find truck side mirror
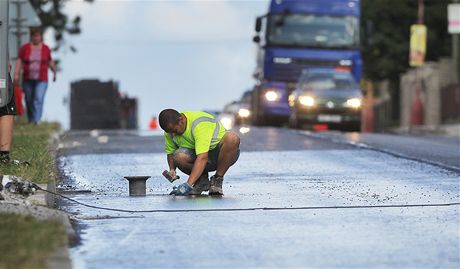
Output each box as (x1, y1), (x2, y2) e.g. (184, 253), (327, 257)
(255, 17), (262, 32)
(253, 35), (261, 43)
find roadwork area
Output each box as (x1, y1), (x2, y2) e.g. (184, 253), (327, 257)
(56, 128), (460, 268)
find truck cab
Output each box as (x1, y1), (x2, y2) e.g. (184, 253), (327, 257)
(252, 0), (362, 125)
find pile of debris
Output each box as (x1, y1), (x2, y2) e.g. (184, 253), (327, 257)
(0, 175), (39, 203)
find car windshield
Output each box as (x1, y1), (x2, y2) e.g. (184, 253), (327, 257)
(301, 72), (357, 91)
(267, 14), (359, 49)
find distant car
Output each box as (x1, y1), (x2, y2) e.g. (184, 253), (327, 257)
(235, 90), (252, 125)
(223, 90), (252, 126)
(288, 68), (362, 131)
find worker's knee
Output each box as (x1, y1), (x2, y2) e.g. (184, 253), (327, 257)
(223, 132), (240, 148)
(173, 148), (195, 165)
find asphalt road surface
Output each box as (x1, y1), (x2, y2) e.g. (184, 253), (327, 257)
(57, 127), (460, 268)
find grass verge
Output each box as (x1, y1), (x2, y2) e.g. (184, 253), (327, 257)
(1, 120), (59, 184)
(0, 213), (66, 269)
(1, 120), (67, 269)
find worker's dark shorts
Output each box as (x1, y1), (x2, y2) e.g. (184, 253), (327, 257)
(0, 81), (17, 117)
(174, 145), (240, 172)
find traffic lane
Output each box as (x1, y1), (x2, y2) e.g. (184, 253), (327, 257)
(70, 207), (458, 269)
(58, 150), (459, 216)
(58, 144), (460, 267)
(300, 131), (460, 170)
(57, 127), (355, 156)
(237, 126), (355, 151)
(57, 129), (166, 155)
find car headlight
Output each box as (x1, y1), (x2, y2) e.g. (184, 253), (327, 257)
(238, 108), (250, 118)
(219, 116), (233, 130)
(264, 90), (280, 102)
(298, 96), (315, 107)
(346, 98), (362, 108)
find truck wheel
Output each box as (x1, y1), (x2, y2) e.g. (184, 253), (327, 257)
(251, 88), (266, 126)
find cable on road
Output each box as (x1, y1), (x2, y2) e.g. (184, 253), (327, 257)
(38, 187), (460, 214)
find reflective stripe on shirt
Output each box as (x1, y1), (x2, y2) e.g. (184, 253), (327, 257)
(169, 116), (220, 147)
(191, 116), (220, 145)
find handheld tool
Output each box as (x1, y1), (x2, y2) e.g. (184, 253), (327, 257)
(162, 170), (179, 183)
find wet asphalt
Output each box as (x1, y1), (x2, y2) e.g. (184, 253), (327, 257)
(56, 126), (460, 268)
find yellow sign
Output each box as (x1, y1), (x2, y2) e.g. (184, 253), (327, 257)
(409, 24), (427, 67)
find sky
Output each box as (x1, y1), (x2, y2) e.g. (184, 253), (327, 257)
(40, 0), (269, 130)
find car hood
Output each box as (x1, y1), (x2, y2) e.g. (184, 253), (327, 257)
(300, 89), (362, 99)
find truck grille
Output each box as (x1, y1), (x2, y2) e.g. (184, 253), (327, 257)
(270, 58), (344, 82)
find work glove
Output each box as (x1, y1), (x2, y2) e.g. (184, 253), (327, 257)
(169, 182), (193, 196)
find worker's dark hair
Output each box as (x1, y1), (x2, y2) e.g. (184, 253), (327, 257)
(159, 109), (181, 131)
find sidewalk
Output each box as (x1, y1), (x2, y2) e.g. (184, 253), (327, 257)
(392, 123), (460, 137)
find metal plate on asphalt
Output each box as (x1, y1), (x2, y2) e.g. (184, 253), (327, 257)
(318, 114), (342, 123)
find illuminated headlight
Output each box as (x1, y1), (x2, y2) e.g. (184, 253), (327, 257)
(238, 108), (251, 118)
(265, 90), (280, 102)
(298, 96), (315, 107)
(219, 116), (233, 130)
(346, 98), (362, 108)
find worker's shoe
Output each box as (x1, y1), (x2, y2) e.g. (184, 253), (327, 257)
(209, 174), (224, 196)
(189, 172), (210, 195)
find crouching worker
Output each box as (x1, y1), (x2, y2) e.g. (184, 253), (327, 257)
(159, 109), (240, 196)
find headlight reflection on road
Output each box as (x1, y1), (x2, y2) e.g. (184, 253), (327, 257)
(239, 126), (251, 134)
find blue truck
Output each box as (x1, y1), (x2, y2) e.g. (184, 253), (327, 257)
(251, 0), (362, 125)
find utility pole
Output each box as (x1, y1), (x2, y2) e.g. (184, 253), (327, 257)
(10, 0), (28, 78)
(0, 0), (10, 108)
(408, 0), (425, 132)
(453, 0), (460, 82)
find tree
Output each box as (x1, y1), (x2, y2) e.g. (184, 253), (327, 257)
(361, 0), (452, 81)
(29, 0), (94, 53)
(360, 0), (452, 120)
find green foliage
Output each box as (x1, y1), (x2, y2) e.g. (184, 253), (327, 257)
(1, 120), (60, 184)
(361, 0), (452, 81)
(29, 0), (94, 52)
(0, 213), (66, 269)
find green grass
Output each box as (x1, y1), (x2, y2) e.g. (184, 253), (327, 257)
(0, 120), (67, 269)
(1, 120), (60, 184)
(0, 213), (66, 269)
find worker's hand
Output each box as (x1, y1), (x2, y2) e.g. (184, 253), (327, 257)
(162, 170), (179, 183)
(169, 182), (193, 196)
(169, 169), (177, 179)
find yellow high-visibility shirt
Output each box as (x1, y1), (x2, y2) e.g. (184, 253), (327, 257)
(164, 111), (226, 155)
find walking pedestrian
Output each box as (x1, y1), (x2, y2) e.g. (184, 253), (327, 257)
(159, 109), (240, 196)
(14, 27), (56, 124)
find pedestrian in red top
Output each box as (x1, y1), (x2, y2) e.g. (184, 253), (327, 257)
(14, 27), (57, 124)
